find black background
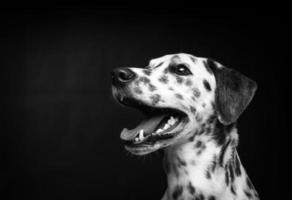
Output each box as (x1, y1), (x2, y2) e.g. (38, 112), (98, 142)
(1, 3), (287, 200)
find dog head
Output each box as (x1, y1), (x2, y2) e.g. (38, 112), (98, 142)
(112, 53), (257, 155)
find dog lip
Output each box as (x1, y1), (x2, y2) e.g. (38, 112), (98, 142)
(124, 143), (159, 155)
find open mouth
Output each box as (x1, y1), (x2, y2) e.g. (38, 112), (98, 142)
(118, 97), (189, 150)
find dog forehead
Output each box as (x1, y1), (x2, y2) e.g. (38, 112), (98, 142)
(149, 53), (194, 67)
(148, 53), (212, 76)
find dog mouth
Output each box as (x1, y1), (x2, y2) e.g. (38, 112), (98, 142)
(118, 97), (188, 153)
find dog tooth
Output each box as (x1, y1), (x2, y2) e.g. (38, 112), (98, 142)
(168, 119), (174, 126)
(163, 124), (170, 130)
(169, 116), (177, 125)
(156, 128), (163, 133)
(139, 130), (144, 140)
(135, 137), (139, 142)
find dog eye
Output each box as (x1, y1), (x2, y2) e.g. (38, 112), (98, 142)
(170, 64), (192, 76)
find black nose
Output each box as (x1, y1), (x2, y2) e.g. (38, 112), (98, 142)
(111, 68), (136, 86)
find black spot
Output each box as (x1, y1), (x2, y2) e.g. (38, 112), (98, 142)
(173, 165), (180, 178)
(211, 102), (216, 111)
(197, 143), (206, 155)
(225, 170), (229, 186)
(148, 84), (157, 91)
(188, 182), (196, 195)
(155, 62), (163, 68)
(197, 194), (204, 200)
(204, 59), (216, 74)
(193, 88), (201, 98)
(142, 69), (151, 76)
(234, 155), (241, 176)
(190, 106), (196, 115)
(172, 185), (183, 200)
(159, 75), (169, 84)
(133, 87), (142, 94)
(208, 196), (216, 200)
(218, 140), (231, 166)
(230, 184), (236, 195)
(195, 141), (202, 148)
(177, 156), (187, 167)
(134, 80), (140, 86)
(150, 94), (161, 105)
(186, 79), (193, 86)
(203, 80), (211, 91)
(163, 68), (169, 74)
(210, 156), (217, 172)
(206, 170), (211, 179)
(245, 190), (252, 198)
(190, 56), (197, 63)
(229, 162), (235, 183)
(175, 94), (184, 100)
(195, 114), (203, 122)
(176, 76), (184, 84)
(196, 125), (205, 135)
(169, 87), (174, 91)
(139, 76), (150, 84)
(246, 177), (254, 190)
(189, 134), (195, 142)
(205, 125), (212, 135)
(207, 114), (216, 124)
(197, 150), (203, 156)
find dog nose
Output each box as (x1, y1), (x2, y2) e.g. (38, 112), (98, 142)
(112, 68), (136, 86)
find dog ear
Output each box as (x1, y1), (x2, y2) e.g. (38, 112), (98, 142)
(205, 59), (257, 125)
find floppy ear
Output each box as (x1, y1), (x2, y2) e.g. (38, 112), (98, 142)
(206, 59), (257, 125)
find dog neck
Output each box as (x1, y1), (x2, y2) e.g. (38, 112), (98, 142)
(162, 119), (259, 200)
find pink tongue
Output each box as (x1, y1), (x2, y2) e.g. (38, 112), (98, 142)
(120, 114), (167, 141)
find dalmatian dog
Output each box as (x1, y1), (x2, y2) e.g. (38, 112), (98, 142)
(111, 53), (259, 200)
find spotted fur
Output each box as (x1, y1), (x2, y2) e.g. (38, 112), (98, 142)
(112, 53), (259, 200)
